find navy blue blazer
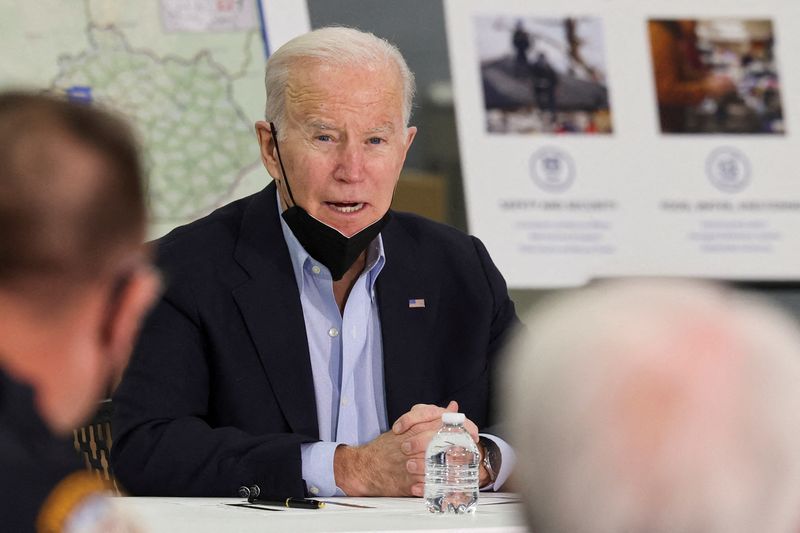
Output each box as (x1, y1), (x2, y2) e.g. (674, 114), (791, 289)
(112, 182), (518, 497)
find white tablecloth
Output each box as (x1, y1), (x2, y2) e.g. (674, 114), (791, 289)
(114, 493), (528, 533)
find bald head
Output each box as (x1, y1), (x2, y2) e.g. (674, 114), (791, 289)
(0, 92), (146, 309)
(504, 280), (800, 533)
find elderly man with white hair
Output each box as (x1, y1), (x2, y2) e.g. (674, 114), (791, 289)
(504, 279), (800, 533)
(112, 27), (518, 499)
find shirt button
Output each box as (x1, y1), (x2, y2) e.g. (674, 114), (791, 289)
(341, 397), (350, 407)
(328, 327), (339, 337)
(311, 265), (321, 274)
(309, 486), (320, 495)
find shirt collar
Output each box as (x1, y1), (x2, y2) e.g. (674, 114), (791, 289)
(276, 189), (386, 297)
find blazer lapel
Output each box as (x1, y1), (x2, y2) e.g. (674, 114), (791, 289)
(231, 183), (319, 438)
(377, 216), (441, 424)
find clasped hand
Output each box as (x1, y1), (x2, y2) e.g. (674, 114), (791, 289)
(333, 401), (479, 496)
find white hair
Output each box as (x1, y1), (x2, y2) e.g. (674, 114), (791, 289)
(503, 279), (800, 533)
(264, 26), (415, 138)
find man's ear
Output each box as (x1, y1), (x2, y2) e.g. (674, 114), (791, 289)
(254, 120), (292, 211)
(255, 120), (280, 177)
(101, 268), (161, 391)
(402, 126), (417, 160)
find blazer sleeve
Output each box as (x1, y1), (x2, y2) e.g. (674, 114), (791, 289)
(111, 280), (314, 497)
(471, 235), (521, 439)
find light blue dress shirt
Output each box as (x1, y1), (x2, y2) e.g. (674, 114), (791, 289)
(279, 199), (386, 496)
(277, 193), (515, 496)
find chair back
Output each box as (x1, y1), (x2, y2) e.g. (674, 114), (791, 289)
(72, 399), (120, 494)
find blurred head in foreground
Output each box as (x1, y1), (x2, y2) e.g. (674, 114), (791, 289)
(0, 90), (161, 533)
(0, 90), (160, 434)
(504, 279), (800, 533)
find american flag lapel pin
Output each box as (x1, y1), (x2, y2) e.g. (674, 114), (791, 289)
(408, 298), (426, 309)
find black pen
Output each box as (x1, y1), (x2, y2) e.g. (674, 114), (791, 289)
(248, 496), (325, 509)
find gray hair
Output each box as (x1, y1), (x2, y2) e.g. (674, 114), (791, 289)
(264, 26), (415, 138)
(503, 279), (800, 533)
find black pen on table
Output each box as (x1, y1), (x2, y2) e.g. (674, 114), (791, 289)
(239, 485), (325, 509)
(251, 497), (325, 509)
(239, 485), (324, 509)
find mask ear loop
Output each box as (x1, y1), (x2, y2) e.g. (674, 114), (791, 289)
(269, 122), (298, 207)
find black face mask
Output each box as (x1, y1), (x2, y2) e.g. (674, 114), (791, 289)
(270, 123), (391, 281)
(281, 207), (390, 281)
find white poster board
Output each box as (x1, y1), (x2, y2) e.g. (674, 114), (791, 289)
(445, 0), (800, 288)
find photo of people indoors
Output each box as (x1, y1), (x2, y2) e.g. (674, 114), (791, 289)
(648, 18), (784, 134)
(475, 15), (612, 135)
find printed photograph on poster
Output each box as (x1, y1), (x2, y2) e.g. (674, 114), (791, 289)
(648, 18), (784, 134)
(474, 15), (612, 135)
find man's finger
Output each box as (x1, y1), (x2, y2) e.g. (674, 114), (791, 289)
(402, 417), (447, 438)
(401, 431), (439, 456)
(393, 399), (463, 434)
(405, 457), (425, 474)
(464, 419), (479, 442)
(392, 403), (448, 434)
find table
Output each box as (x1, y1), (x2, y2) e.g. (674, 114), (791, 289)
(114, 493), (528, 532)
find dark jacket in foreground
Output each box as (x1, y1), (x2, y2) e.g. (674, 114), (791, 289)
(0, 368), (104, 532)
(112, 181), (518, 497)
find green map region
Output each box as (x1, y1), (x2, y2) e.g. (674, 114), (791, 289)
(1, 0), (270, 237)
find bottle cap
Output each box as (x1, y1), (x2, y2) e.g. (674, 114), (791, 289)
(442, 412), (465, 425)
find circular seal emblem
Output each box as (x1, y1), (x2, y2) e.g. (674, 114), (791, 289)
(529, 147), (575, 193)
(705, 147), (751, 193)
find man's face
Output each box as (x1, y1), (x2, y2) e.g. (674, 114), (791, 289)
(257, 60), (417, 237)
(57, 254), (160, 435)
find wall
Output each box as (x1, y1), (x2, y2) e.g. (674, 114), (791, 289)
(307, 0), (800, 318)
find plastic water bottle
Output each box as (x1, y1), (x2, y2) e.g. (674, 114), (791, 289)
(424, 412), (479, 514)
